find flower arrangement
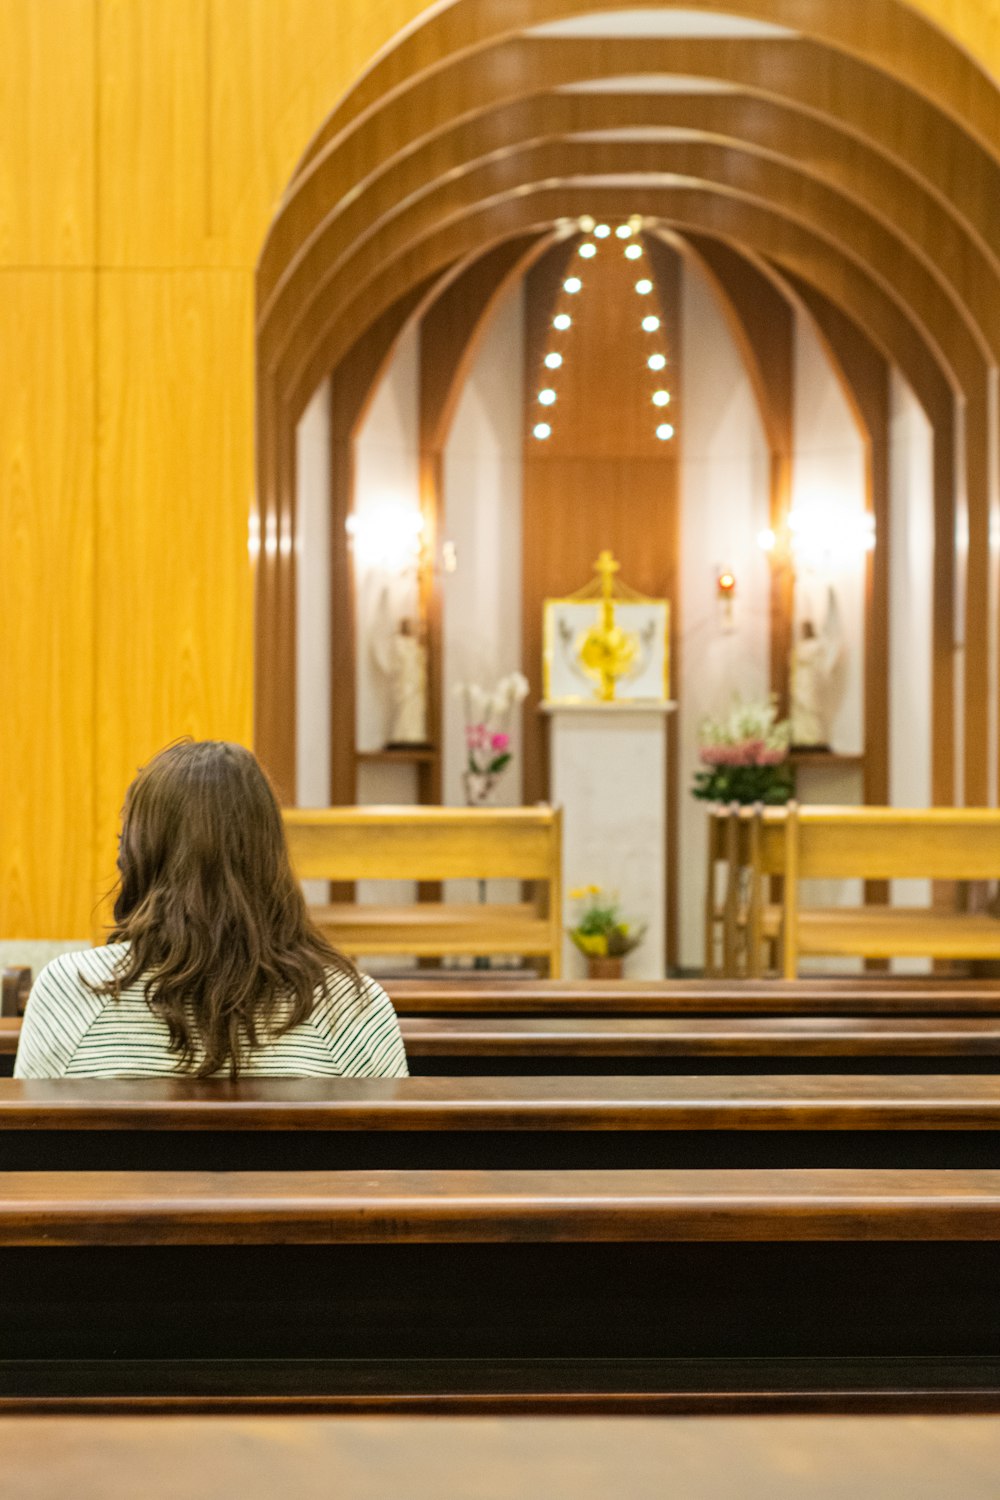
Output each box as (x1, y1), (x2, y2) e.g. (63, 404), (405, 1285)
(568, 886), (646, 959)
(456, 672), (530, 805)
(692, 695), (795, 805)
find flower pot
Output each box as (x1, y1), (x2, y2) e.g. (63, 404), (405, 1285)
(586, 955), (624, 981)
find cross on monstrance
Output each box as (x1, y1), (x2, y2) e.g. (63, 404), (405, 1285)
(559, 550), (652, 701)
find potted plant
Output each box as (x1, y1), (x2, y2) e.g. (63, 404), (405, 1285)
(691, 695), (795, 805)
(568, 886), (646, 979)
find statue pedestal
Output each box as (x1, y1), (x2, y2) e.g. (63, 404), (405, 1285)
(542, 701), (677, 979)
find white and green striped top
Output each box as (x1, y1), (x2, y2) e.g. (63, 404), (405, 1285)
(13, 943), (409, 1080)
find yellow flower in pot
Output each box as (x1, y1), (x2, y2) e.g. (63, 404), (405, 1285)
(568, 887), (645, 980)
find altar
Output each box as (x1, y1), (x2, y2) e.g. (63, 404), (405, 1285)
(543, 700), (676, 979)
(542, 551), (674, 980)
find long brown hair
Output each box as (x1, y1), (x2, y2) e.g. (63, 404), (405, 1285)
(92, 740), (358, 1077)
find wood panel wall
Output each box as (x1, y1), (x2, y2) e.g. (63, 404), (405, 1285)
(0, 0), (427, 939)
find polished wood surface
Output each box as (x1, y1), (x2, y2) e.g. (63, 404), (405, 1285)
(386, 979), (1000, 1017)
(4, 1167), (1000, 1245)
(6, 1414), (1000, 1499)
(6, 1074), (1000, 1131)
(285, 805), (559, 880)
(401, 1016), (1000, 1058)
(12, 1012), (1000, 1062)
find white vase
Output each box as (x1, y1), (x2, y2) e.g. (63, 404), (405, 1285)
(463, 770), (497, 807)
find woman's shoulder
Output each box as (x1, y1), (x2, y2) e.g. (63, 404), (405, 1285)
(36, 942), (130, 994)
(313, 964), (390, 1016)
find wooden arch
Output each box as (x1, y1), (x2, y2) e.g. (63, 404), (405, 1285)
(255, 0), (1000, 806)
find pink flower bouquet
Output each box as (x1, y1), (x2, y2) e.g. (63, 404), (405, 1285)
(692, 696), (795, 805)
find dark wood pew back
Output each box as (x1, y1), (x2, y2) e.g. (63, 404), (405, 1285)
(3, 1075), (1000, 1172)
(4, 1167), (1000, 1411)
(12, 1013), (1000, 1078)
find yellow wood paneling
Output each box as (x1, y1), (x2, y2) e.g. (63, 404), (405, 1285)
(0, 271), (97, 936)
(97, 0), (211, 266)
(0, 0), (95, 266)
(94, 269), (254, 897)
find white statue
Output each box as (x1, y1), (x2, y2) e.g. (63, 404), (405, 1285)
(375, 614), (429, 746)
(790, 586), (842, 748)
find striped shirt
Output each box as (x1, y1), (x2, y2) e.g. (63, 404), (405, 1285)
(13, 943), (409, 1079)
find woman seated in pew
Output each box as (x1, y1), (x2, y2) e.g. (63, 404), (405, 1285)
(15, 741), (408, 1079)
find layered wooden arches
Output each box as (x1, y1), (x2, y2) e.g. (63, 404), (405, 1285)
(255, 0), (1000, 816)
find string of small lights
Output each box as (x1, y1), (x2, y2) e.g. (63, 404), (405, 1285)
(532, 214), (673, 445)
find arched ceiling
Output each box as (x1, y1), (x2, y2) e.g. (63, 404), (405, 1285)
(254, 0), (1000, 800)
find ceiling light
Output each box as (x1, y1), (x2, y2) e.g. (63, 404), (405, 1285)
(563, 276), (582, 293)
(652, 389), (671, 406)
(553, 313), (572, 330)
(594, 223), (611, 238)
(616, 224), (633, 239)
(647, 353), (666, 371)
(625, 243), (643, 260)
(656, 423), (675, 441)
(538, 389), (557, 406)
(544, 352), (563, 369)
(642, 315), (661, 332)
(635, 278), (653, 295)
(579, 242), (597, 259)
(534, 422), (552, 440)
(578, 215), (596, 233)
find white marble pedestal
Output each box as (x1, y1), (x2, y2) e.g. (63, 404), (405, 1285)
(543, 701), (676, 980)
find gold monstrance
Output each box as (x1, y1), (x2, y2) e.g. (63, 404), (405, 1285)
(571, 550), (657, 701)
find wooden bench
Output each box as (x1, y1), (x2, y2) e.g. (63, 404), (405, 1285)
(747, 806), (1000, 977)
(4, 1166), (1000, 1409)
(283, 806), (562, 974)
(7, 1416), (1000, 1492)
(12, 1012), (1000, 1076)
(399, 1015), (1000, 1074)
(1, 966), (30, 1017)
(386, 977), (1000, 1016)
(3, 1076), (1000, 1172)
(6, 1417), (1000, 1492)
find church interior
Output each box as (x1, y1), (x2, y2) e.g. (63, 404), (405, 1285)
(6, 0), (1000, 1492)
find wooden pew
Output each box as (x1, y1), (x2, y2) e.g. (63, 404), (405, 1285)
(746, 805), (1000, 977)
(400, 1015), (1000, 1074)
(386, 977), (1000, 1016)
(3, 1076), (1000, 1172)
(283, 806), (563, 974)
(1, 965), (30, 1017)
(4, 1166), (1000, 1409)
(8, 1415), (1000, 1493)
(11, 1012), (1000, 1076)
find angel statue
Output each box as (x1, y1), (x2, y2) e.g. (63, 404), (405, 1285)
(790, 585), (842, 749)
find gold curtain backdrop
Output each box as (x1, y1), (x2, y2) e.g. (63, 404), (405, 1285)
(1, 0), (999, 937)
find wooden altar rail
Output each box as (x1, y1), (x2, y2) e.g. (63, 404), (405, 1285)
(5, 1168), (1000, 1411)
(4, 1076), (1000, 1172)
(282, 806), (562, 974)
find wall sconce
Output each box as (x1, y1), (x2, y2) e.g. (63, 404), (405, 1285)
(757, 510), (875, 572)
(716, 567), (737, 629)
(346, 504), (425, 573)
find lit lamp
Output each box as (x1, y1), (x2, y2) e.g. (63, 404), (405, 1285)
(716, 567), (737, 628)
